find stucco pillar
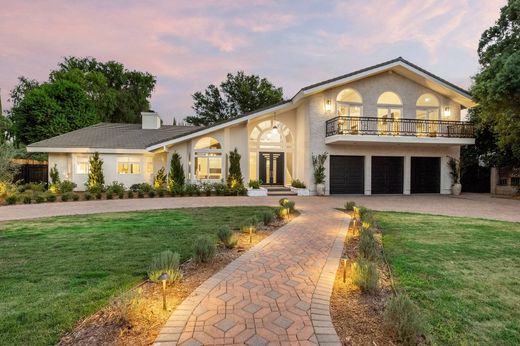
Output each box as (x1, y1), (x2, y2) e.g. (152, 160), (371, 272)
(440, 156), (451, 195)
(403, 156), (411, 195)
(364, 155), (372, 195)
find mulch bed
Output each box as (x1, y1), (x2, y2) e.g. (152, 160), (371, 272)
(58, 216), (293, 346)
(330, 213), (397, 346)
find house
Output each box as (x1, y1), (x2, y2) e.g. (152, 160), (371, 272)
(27, 57), (476, 195)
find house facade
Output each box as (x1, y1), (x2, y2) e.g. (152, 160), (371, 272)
(27, 58), (476, 195)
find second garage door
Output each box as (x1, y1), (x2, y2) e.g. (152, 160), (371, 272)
(411, 157), (440, 193)
(372, 156), (404, 194)
(330, 156), (364, 194)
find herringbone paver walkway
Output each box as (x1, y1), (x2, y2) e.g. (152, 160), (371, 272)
(154, 204), (349, 346)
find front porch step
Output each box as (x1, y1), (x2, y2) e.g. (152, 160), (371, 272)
(266, 186), (297, 196)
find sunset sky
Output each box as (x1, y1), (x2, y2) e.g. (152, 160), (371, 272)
(0, 0), (504, 124)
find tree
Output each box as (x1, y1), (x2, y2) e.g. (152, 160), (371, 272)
(9, 79), (98, 145)
(185, 71), (284, 126)
(471, 0), (520, 162)
(167, 152), (185, 192)
(227, 148), (243, 189)
(154, 167), (167, 189)
(87, 152), (105, 192)
(0, 143), (19, 184)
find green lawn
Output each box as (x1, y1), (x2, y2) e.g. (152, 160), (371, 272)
(0, 206), (274, 346)
(379, 212), (520, 346)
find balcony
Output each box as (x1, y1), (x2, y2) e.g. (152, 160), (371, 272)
(325, 116), (475, 145)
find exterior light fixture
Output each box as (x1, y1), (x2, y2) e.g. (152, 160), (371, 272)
(341, 254), (349, 283)
(443, 106), (451, 117)
(325, 99), (332, 113)
(158, 272), (170, 310)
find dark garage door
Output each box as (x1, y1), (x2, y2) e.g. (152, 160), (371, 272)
(330, 156), (364, 194)
(372, 156), (403, 194)
(411, 157), (440, 193)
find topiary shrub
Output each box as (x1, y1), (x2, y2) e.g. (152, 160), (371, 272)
(153, 167), (167, 190)
(202, 182), (213, 196)
(35, 194), (45, 204)
(275, 206), (288, 219)
(5, 194), (18, 205)
(137, 190), (145, 198)
(59, 180), (77, 193)
(148, 250), (183, 283)
(359, 228), (379, 261)
(345, 201), (356, 211)
(148, 190), (156, 198)
(157, 189), (165, 197)
(285, 200), (296, 213)
(106, 181), (125, 195)
(213, 183), (227, 196)
(22, 195), (32, 204)
(61, 192), (73, 202)
(87, 152), (105, 193)
(184, 184), (200, 196)
(217, 226), (238, 249)
(127, 190), (134, 199)
(46, 193), (57, 202)
(84, 192), (93, 201)
(291, 179), (306, 188)
(193, 235), (216, 263)
(118, 191), (125, 199)
(106, 192), (113, 200)
(351, 258), (379, 293)
(262, 211), (274, 225)
(95, 192), (102, 200)
(249, 180), (262, 189)
(72, 193), (80, 201)
(227, 148), (244, 191)
(279, 198), (289, 206)
(383, 294), (425, 346)
(167, 152), (185, 193)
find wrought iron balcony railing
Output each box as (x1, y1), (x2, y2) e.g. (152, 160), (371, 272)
(325, 116), (474, 138)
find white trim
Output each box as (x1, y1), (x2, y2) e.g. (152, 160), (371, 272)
(27, 147), (149, 154)
(325, 134), (475, 146)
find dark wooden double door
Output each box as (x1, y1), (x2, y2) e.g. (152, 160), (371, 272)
(259, 152), (284, 185)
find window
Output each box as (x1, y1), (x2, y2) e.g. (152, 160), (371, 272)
(416, 93), (440, 136)
(117, 157), (141, 174)
(194, 137), (223, 180)
(377, 92), (402, 135)
(336, 88), (363, 117)
(76, 157), (89, 174)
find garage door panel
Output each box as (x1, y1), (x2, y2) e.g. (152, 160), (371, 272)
(330, 156), (364, 194)
(372, 156), (403, 194)
(411, 157), (440, 193)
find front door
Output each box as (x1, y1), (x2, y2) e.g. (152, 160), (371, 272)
(259, 152), (284, 185)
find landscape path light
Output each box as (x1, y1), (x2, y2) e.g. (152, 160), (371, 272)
(341, 254), (349, 283)
(158, 272), (170, 310)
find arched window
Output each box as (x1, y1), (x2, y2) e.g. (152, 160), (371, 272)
(336, 88), (363, 117)
(193, 137), (222, 180)
(377, 92), (402, 134)
(416, 93), (440, 135)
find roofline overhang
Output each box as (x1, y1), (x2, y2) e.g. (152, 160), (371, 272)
(26, 147), (150, 154)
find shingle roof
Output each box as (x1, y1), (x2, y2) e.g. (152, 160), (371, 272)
(27, 122), (199, 149)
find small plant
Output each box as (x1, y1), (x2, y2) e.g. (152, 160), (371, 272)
(148, 250), (183, 283)
(312, 152), (328, 184)
(106, 181), (125, 195)
(345, 201), (356, 211)
(213, 183), (227, 196)
(95, 192), (102, 200)
(227, 148), (244, 190)
(46, 193), (57, 202)
(35, 194), (45, 204)
(262, 211), (274, 225)
(61, 192), (74, 202)
(157, 189), (165, 197)
(153, 167), (167, 189)
(84, 192), (93, 200)
(359, 206), (374, 224)
(106, 192), (113, 200)
(447, 156), (461, 185)
(217, 226), (238, 249)
(137, 190), (145, 198)
(22, 195), (32, 204)
(202, 182), (213, 196)
(351, 258), (379, 293)
(193, 235), (216, 263)
(291, 179), (306, 188)
(168, 152), (185, 192)
(59, 180), (77, 193)
(72, 193), (80, 201)
(279, 198), (289, 206)
(383, 294), (425, 346)
(6, 194), (18, 205)
(248, 179), (262, 189)
(285, 200), (295, 213)
(118, 191), (125, 199)
(359, 228), (379, 261)
(184, 183), (200, 196)
(275, 206), (288, 219)
(148, 190), (156, 198)
(127, 190), (134, 199)
(87, 152), (105, 193)
(130, 183), (153, 193)
(241, 217), (258, 233)
(49, 164), (60, 186)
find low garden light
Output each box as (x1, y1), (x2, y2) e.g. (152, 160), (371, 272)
(158, 272), (170, 310)
(341, 254), (349, 283)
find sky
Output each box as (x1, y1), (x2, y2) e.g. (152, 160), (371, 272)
(0, 0), (505, 124)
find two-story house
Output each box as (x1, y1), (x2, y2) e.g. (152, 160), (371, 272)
(27, 57), (476, 194)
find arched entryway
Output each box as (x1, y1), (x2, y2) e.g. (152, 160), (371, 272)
(249, 120), (293, 185)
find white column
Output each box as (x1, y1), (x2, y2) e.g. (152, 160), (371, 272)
(364, 155), (372, 195)
(440, 156), (451, 194)
(403, 156), (411, 195)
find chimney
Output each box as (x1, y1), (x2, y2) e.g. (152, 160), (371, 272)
(141, 111), (161, 129)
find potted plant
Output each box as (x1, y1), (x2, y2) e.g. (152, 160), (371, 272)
(247, 179), (267, 197)
(448, 156), (462, 195)
(312, 152), (328, 196)
(290, 179), (310, 196)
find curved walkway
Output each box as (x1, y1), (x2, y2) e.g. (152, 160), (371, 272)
(155, 204), (349, 346)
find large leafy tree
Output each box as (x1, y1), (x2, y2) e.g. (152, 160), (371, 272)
(471, 0), (520, 163)
(186, 71), (284, 126)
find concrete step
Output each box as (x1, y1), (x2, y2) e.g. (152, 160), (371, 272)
(266, 186), (297, 196)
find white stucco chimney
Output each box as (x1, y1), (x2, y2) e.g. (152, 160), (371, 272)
(141, 111), (161, 129)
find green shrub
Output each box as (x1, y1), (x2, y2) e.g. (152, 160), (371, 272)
(106, 181), (125, 195)
(193, 235), (216, 263)
(87, 152), (105, 193)
(87, 184), (104, 195)
(167, 152), (185, 192)
(147, 250), (183, 283)
(35, 194), (45, 204)
(127, 190), (134, 199)
(84, 192), (93, 200)
(49, 164), (60, 186)
(227, 148), (244, 190)
(217, 226), (238, 249)
(22, 182), (46, 193)
(383, 294), (425, 346)
(285, 200), (296, 213)
(275, 206), (288, 219)
(95, 192), (102, 200)
(345, 201), (356, 211)
(202, 182), (213, 196)
(157, 189), (165, 197)
(279, 198), (289, 206)
(213, 183), (227, 196)
(148, 190), (156, 198)
(46, 193), (57, 202)
(22, 195), (32, 204)
(291, 179), (306, 188)
(241, 217), (258, 233)
(106, 192), (113, 200)
(129, 183), (153, 193)
(262, 211), (274, 225)
(359, 207), (374, 223)
(184, 184), (200, 196)
(351, 258), (379, 293)
(153, 167), (167, 190)
(5, 194), (18, 205)
(118, 191), (125, 199)
(137, 190), (144, 198)
(72, 193), (80, 201)
(61, 192), (74, 202)
(248, 179), (262, 189)
(59, 180), (77, 193)
(359, 228), (379, 261)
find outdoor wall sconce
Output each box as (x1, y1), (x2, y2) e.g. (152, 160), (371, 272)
(325, 99), (332, 113)
(341, 254), (349, 283)
(443, 106), (451, 117)
(158, 272), (170, 310)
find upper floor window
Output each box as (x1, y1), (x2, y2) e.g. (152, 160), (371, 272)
(416, 93), (440, 135)
(336, 88), (363, 117)
(377, 91), (402, 134)
(118, 157), (140, 174)
(194, 137), (222, 180)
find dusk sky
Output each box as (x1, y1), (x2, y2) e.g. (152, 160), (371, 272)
(0, 0), (504, 124)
